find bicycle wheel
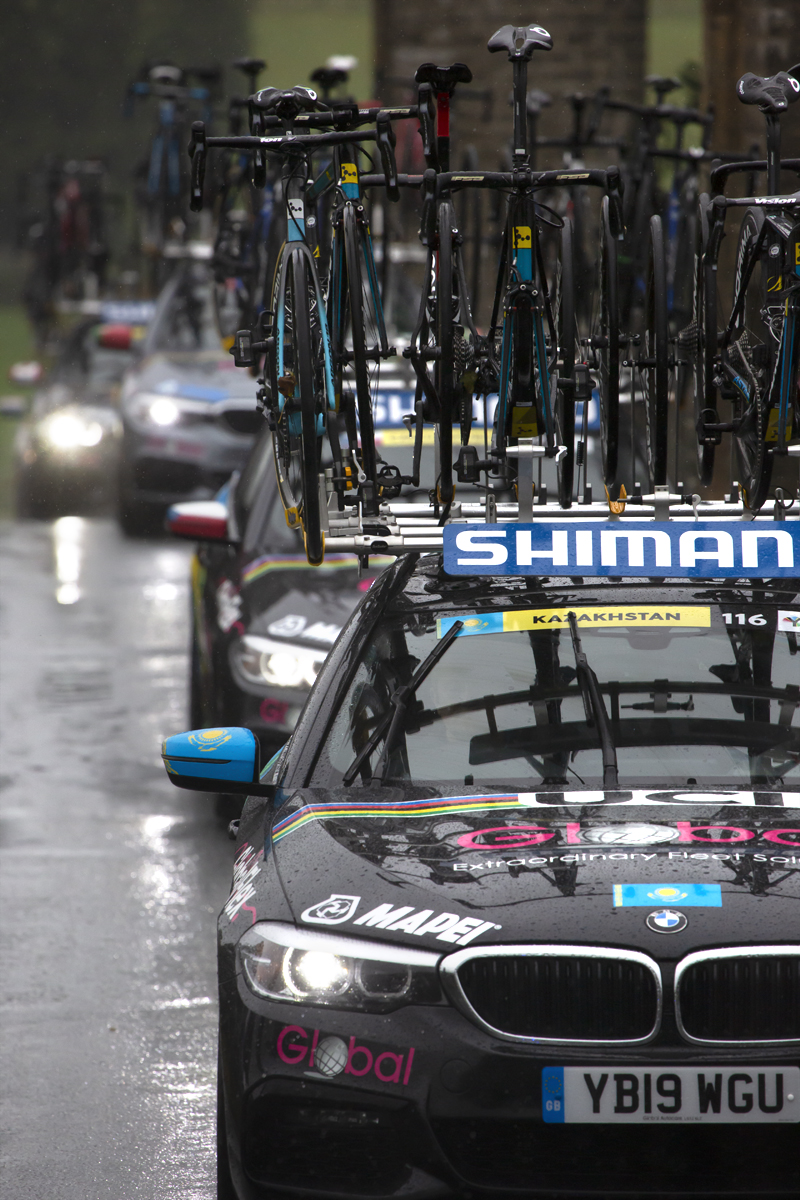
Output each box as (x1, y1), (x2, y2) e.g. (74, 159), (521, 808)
(692, 194), (718, 486)
(554, 218), (576, 507)
(729, 208), (773, 511)
(271, 249), (324, 564)
(436, 199), (457, 504)
(643, 214), (669, 486)
(595, 196), (620, 484)
(342, 204), (379, 493)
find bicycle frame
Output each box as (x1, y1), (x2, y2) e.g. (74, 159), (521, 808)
(495, 188), (554, 451)
(704, 193), (800, 457)
(274, 154), (336, 431)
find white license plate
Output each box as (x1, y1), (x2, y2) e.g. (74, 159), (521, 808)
(542, 1066), (800, 1123)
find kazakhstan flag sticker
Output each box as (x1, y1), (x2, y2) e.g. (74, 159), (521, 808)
(613, 883), (722, 908)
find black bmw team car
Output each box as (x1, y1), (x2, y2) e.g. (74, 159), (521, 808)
(164, 555), (800, 1199)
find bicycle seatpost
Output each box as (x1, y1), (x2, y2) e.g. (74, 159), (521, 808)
(413, 63), (473, 172)
(488, 24), (552, 166)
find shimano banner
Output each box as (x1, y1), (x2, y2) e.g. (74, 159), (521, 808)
(443, 521), (800, 579)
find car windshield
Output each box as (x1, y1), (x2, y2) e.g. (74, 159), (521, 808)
(313, 600), (800, 791)
(146, 267), (222, 354)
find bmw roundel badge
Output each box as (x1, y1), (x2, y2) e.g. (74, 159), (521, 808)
(646, 908), (688, 934)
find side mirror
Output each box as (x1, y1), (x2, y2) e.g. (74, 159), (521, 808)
(162, 726), (275, 796)
(165, 499), (237, 542)
(97, 323), (133, 350)
(9, 361), (44, 384)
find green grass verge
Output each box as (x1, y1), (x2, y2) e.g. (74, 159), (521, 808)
(248, 0), (375, 101)
(647, 0), (702, 107)
(0, 305), (37, 516)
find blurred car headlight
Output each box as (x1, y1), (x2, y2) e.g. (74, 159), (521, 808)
(230, 635), (327, 691)
(148, 397), (181, 426)
(42, 412), (104, 449)
(237, 922), (443, 1012)
(127, 392), (193, 428)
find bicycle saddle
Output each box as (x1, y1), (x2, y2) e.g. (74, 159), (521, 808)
(310, 66), (349, 90)
(737, 71), (800, 114)
(414, 63), (473, 92)
(252, 86), (320, 119)
(527, 88), (552, 113)
(149, 64), (183, 86)
(233, 58), (266, 76)
(645, 75), (681, 101)
(487, 24), (552, 61)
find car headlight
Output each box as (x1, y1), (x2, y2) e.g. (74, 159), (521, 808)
(237, 922), (443, 1012)
(127, 392), (192, 427)
(148, 397), (181, 426)
(42, 412), (104, 449)
(230, 635), (327, 690)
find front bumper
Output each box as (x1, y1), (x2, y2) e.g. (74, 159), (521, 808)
(120, 424), (252, 504)
(220, 974), (800, 1199)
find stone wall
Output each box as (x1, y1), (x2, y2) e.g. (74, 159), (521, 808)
(704, 0), (800, 160)
(373, 0), (647, 169)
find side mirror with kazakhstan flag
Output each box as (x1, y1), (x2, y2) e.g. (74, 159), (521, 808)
(161, 726), (276, 796)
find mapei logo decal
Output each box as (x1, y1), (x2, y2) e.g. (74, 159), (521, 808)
(301, 894), (500, 944)
(301, 894), (360, 925)
(443, 521), (800, 579)
(277, 1024), (415, 1085)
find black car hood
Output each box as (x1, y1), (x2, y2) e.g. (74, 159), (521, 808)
(270, 788), (800, 954)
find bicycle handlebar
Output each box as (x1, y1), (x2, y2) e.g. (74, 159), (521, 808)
(601, 96), (713, 126)
(254, 104), (419, 131)
(710, 157), (800, 195)
(188, 116), (407, 208)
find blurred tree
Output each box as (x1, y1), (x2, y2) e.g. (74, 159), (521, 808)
(0, 0), (247, 258)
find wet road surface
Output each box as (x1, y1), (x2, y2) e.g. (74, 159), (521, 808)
(1, 516), (234, 1199)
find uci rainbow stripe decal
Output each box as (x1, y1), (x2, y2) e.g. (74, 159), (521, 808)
(272, 793), (522, 842)
(242, 555), (359, 585)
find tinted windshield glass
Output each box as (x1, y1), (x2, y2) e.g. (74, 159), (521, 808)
(147, 268), (221, 354)
(313, 601), (800, 791)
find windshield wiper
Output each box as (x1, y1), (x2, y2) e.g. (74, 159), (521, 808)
(567, 610), (619, 789)
(342, 619), (464, 786)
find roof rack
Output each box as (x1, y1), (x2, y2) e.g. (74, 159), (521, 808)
(323, 486), (800, 556)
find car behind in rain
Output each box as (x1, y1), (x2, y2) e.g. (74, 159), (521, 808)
(118, 259), (261, 533)
(12, 302), (151, 517)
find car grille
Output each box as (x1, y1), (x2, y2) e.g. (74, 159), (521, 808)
(676, 949), (800, 1043)
(451, 947), (660, 1042)
(219, 408), (262, 435)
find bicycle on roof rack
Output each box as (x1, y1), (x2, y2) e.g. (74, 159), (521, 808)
(404, 27), (624, 513)
(690, 64), (800, 511)
(210, 58), (271, 338)
(189, 87), (415, 563)
(126, 63), (218, 287)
